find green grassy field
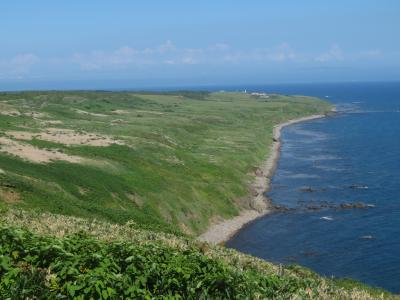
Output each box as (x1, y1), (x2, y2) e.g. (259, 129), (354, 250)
(0, 91), (331, 235)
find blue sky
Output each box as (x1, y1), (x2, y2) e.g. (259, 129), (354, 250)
(1, 1), (400, 88)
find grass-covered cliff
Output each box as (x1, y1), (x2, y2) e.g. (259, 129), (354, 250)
(0, 91), (330, 234)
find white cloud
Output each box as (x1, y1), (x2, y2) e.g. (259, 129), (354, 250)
(157, 40), (176, 53)
(69, 43), (384, 70)
(71, 41), (202, 69)
(71, 46), (157, 70)
(0, 42), (388, 80)
(0, 53), (39, 77)
(359, 49), (382, 58)
(69, 41), (305, 70)
(316, 44), (344, 62)
(11, 53), (39, 66)
(209, 43), (230, 51)
(260, 43), (298, 62)
(221, 43), (300, 64)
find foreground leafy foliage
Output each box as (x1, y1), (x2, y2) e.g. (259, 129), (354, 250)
(0, 212), (395, 299)
(0, 225), (316, 299)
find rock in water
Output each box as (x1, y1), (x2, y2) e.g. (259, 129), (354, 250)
(300, 186), (317, 192)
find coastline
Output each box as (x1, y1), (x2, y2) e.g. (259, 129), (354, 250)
(197, 113), (328, 244)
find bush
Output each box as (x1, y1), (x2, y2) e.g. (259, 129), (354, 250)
(0, 225), (311, 299)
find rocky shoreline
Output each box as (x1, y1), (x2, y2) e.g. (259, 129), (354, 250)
(197, 113), (330, 244)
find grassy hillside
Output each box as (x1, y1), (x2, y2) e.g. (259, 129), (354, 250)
(0, 92), (396, 298)
(0, 208), (395, 299)
(0, 91), (331, 234)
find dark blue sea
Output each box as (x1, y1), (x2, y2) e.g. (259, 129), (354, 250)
(225, 82), (400, 293)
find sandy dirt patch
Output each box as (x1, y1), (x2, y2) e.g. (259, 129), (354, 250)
(197, 210), (263, 244)
(0, 188), (21, 203)
(62, 96), (87, 102)
(75, 109), (108, 117)
(77, 187), (89, 195)
(6, 128), (124, 147)
(23, 111), (48, 118)
(0, 103), (21, 116)
(0, 137), (83, 163)
(164, 156), (184, 165)
(135, 110), (164, 115)
(41, 120), (63, 125)
(0, 168), (5, 174)
(111, 109), (130, 114)
(126, 193), (144, 207)
(110, 119), (128, 125)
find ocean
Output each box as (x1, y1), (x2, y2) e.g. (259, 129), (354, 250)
(225, 82), (400, 293)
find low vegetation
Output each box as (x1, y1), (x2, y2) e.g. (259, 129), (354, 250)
(0, 208), (394, 299)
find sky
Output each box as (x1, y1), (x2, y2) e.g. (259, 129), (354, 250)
(1, 1), (400, 89)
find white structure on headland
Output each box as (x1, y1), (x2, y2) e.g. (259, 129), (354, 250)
(250, 92), (270, 99)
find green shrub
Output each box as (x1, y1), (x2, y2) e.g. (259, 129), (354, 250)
(0, 225), (323, 299)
